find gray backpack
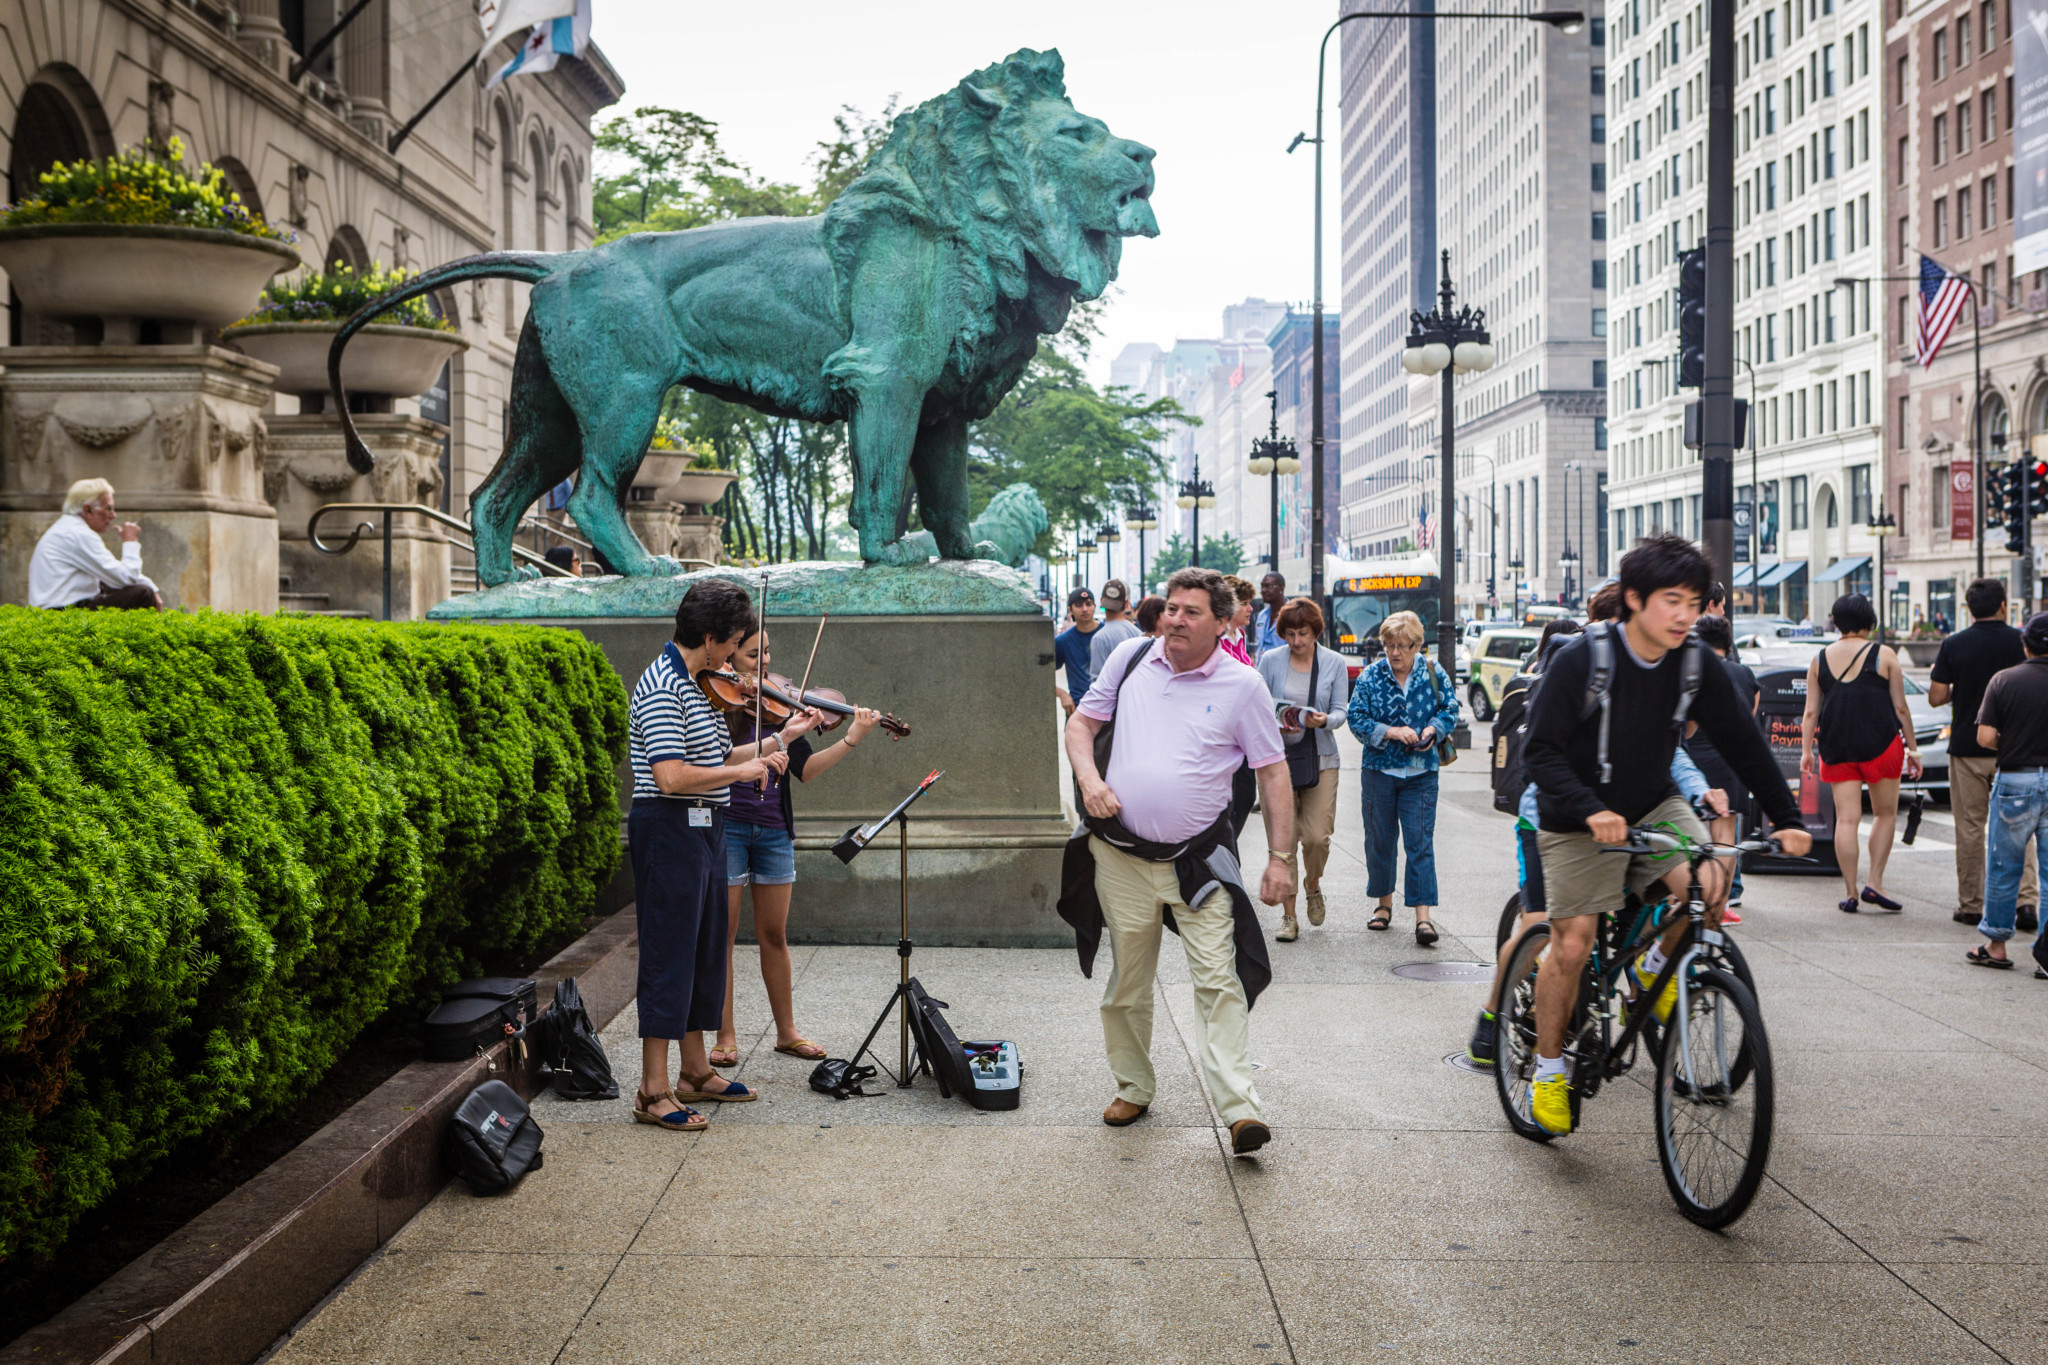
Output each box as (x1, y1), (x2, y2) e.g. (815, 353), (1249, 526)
(1580, 621), (1705, 785)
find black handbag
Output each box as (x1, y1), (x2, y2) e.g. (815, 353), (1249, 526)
(448, 1079), (544, 1195)
(534, 977), (619, 1101)
(1284, 650), (1323, 791)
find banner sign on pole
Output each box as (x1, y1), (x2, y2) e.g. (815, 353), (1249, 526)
(2015, 0), (2048, 272)
(1952, 460), (1975, 542)
(1733, 499), (1753, 563)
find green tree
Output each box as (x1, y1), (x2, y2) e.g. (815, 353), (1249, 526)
(1149, 532), (1245, 581)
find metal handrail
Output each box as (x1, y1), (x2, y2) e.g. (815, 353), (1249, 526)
(520, 511), (595, 554)
(309, 501), (571, 621)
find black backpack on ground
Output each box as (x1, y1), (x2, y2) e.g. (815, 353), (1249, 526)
(533, 977), (619, 1101)
(448, 1079), (544, 1195)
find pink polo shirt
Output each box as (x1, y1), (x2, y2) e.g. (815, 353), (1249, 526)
(1079, 636), (1287, 843)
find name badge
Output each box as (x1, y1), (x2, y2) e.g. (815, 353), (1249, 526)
(688, 806), (713, 827)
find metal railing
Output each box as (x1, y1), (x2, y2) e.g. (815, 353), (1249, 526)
(308, 502), (571, 621)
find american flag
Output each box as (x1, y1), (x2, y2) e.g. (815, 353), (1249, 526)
(1916, 255), (1972, 367)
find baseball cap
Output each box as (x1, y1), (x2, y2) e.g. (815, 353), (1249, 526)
(1067, 586), (1095, 607)
(2025, 612), (2048, 653)
(1101, 579), (1130, 608)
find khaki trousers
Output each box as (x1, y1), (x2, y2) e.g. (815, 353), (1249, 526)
(1951, 756), (2037, 917)
(1278, 765), (1339, 887)
(1090, 837), (1261, 1125)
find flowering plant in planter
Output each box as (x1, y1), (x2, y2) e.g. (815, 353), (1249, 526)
(233, 263), (460, 331)
(0, 138), (291, 241)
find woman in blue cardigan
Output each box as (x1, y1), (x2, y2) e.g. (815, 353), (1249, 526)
(1346, 610), (1462, 945)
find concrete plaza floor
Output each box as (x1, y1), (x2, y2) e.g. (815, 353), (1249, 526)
(265, 726), (2046, 1364)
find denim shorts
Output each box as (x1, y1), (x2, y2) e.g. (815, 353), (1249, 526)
(726, 818), (796, 886)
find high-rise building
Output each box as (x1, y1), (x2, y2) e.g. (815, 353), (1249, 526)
(1606, 0), (1885, 626)
(1338, 3), (1438, 558)
(1885, 0), (2048, 624)
(1420, 7), (1611, 618)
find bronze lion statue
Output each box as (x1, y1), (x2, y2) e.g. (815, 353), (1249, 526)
(329, 47), (1156, 583)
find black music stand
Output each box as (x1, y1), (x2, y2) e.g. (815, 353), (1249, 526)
(833, 769), (942, 1087)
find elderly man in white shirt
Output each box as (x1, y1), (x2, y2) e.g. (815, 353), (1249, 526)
(28, 479), (163, 610)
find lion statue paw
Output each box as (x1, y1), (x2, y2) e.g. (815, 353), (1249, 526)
(970, 540), (1006, 561)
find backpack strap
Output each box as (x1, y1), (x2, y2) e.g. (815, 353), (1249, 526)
(1672, 635), (1704, 730)
(1581, 622), (1617, 785)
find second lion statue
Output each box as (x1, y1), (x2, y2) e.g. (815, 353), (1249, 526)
(328, 47), (1157, 584)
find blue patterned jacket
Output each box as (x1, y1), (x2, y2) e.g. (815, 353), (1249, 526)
(1346, 656), (1463, 774)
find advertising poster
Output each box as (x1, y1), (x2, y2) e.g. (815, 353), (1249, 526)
(2017, 0), (2048, 272)
(1951, 460), (1975, 542)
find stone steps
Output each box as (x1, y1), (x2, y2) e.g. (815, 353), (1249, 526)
(277, 579), (372, 618)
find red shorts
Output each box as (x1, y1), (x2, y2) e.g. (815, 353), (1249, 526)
(1819, 735), (1903, 785)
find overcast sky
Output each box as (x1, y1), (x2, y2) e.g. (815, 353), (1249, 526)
(590, 0), (1346, 386)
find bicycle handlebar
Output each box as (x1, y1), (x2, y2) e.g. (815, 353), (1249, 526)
(1607, 828), (1788, 857)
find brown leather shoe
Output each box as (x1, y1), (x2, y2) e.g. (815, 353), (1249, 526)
(1102, 1098), (1149, 1126)
(1230, 1118), (1272, 1155)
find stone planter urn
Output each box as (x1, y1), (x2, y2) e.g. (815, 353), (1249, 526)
(661, 469), (739, 507)
(0, 225), (300, 344)
(1901, 639), (1942, 667)
(224, 322), (470, 400)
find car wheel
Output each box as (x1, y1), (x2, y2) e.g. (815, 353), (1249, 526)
(1468, 683), (1493, 722)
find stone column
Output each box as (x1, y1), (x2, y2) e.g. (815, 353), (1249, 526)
(266, 413), (451, 619)
(237, 0), (291, 75)
(341, 0), (390, 130)
(0, 346), (280, 612)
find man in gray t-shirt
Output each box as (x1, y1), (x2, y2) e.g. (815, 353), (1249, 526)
(1089, 578), (1142, 681)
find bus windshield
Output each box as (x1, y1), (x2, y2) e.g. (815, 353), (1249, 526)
(1329, 589), (1441, 653)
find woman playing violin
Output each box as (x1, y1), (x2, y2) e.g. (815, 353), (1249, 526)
(710, 628), (883, 1067)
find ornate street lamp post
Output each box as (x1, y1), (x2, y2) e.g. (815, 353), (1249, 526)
(1562, 459), (1585, 608)
(1400, 251), (1496, 667)
(1126, 505), (1159, 592)
(1868, 505), (1897, 641)
(1096, 520), (1122, 584)
(1175, 459), (1217, 568)
(1076, 527), (1098, 596)
(1248, 388), (1302, 581)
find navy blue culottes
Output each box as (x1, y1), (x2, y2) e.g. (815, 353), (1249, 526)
(629, 798), (728, 1039)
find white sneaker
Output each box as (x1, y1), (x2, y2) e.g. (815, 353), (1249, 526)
(1275, 916), (1299, 942)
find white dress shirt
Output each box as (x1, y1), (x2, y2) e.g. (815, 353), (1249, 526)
(27, 514), (156, 608)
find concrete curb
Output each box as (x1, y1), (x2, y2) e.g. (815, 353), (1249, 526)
(3, 905), (640, 1365)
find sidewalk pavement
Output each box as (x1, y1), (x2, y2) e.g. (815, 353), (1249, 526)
(265, 727), (2047, 1364)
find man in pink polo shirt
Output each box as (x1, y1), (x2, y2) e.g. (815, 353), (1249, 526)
(1064, 567), (1292, 1154)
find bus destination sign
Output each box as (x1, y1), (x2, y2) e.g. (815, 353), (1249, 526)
(1335, 574), (1427, 592)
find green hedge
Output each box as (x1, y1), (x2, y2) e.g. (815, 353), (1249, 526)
(0, 610), (626, 1264)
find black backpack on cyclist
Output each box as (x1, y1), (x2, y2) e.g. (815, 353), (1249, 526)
(1490, 674), (1536, 814)
(1579, 621), (1705, 786)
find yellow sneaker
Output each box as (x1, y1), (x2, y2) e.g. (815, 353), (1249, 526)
(1531, 1072), (1574, 1136)
(1635, 959), (1677, 1024)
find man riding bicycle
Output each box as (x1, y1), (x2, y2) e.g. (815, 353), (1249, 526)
(1520, 536), (1811, 1136)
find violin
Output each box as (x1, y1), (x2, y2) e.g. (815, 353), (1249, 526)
(695, 668), (911, 740)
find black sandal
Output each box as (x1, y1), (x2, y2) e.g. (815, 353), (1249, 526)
(1368, 905), (1393, 931)
(1415, 915), (1439, 947)
(1966, 945), (2014, 969)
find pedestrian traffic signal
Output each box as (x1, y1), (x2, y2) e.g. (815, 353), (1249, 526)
(1677, 245), (1706, 389)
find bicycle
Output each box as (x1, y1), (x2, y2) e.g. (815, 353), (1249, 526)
(1492, 828), (1786, 1229)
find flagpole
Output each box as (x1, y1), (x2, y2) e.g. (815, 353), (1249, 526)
(1973, 281), (1984, 583)
(388, 53), (479, 155)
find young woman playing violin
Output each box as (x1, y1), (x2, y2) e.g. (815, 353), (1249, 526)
(709, 628), (884, 1066)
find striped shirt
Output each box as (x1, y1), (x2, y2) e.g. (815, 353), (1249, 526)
(629, 642), (733, 802)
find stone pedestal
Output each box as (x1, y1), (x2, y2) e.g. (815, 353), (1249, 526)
(624, 503), (725, 567)
(0, 345), (279, 613)
(432, 563), (1070, 945)
(266, 413), (451, 618)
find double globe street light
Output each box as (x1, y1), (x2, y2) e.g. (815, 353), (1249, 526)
(1175, 459), (1217, 568)
(1126, 505), (1159, 593)
(1248, 388), (1302, 582)
(1400, 250), (1497, 667)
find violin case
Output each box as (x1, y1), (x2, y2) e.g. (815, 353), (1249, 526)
(906, 978), (1021, 1111)
(423, 977), (537, 1062)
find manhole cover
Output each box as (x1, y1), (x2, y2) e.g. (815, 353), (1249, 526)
(1389, 960), (1492, 982)
(1443, 1051), (1489, 1075)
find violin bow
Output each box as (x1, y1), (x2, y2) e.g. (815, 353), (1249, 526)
(754, 569), (768, 791)
(795, 613), (828, 712)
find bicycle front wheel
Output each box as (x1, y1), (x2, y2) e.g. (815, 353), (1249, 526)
(1653, 965), (1774, 1229)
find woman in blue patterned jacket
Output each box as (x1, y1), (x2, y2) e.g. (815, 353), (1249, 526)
(1346, 610), (1462, 945)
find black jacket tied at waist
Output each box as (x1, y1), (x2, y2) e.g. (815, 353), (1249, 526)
(1056, 808), (1273, 1009)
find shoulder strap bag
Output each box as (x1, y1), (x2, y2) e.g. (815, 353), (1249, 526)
(1426, 658), (1458, 766)
(1285, 649), (1323, 790)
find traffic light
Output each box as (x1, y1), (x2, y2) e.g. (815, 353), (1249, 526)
(1676, 245), (1706, 389)
(2003, 458), (2030, 554)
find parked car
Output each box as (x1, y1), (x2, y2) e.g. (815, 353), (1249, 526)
(1465, 626), (1543, 721)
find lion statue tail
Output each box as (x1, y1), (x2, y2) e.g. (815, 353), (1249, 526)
(329, 252), (555, 474)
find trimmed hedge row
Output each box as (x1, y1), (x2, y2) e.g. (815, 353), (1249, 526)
(0, 610), (627, 1264)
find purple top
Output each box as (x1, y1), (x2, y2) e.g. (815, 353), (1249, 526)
(724, 713), (812, 829)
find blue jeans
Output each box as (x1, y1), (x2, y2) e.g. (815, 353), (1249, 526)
(1362, 767), (1439, 906)
(1984, 770), (2048, 943)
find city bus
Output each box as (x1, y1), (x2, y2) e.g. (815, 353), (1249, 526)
(1323, 552), (1443, 679)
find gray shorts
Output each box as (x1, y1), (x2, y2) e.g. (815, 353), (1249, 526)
(1536, 794), (1709, 920)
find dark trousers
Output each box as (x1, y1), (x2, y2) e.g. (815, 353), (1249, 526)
(629, 798), (728, 1039)
(66, 583), (156, 610)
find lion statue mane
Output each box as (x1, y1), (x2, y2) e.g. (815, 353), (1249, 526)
(328, 47), (1157, 585)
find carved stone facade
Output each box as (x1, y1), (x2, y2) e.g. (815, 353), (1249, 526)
(0, 345), (280, 611)
(269, 414), (449, 619)
(0, 0), (624, 612)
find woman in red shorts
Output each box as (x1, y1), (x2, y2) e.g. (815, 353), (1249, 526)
(1799, 593), (1922, 914)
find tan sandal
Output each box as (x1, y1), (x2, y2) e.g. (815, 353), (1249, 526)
(708, 1044), (740, 1068)
(773, 1037), (828, 1060)
(632, 1089), (707, 1130)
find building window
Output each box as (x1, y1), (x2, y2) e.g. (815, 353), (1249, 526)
(1593, 259), (1608, 288)
(1958, 99), (1972, 148)
(1593, 162), (1607, 191)
(1934, 113), (1948, 165)
(1849, 465), (1872, 524)
(1983, 0), (1997, 48)
(1765, 86), (1778, 134)
(1592, 114), (1607, 142)
(1790, 475), (1810, 529)
(1592, 16), (1606, 45)
(1898, 214), (1910, 263)
(1824, 126), (1838, 178)
(1958, 14), (1971, 64)
(1595, 415), (1609, 448)
(1934, 27), (1948, 79)
(1593, 211), (1608, 240)
(1825, 207), (1838, 259)
(1592, 307), (1608, 336)
(1985, 87), (1998, 140)
(1959, 187), (1972, 238)
(1985, 175), (1998, 228)
(1823, 43), (1837, 95)
(1934, 196), (1949, 247)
